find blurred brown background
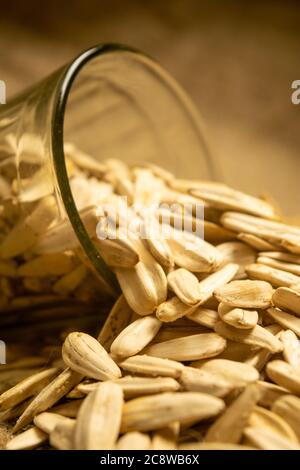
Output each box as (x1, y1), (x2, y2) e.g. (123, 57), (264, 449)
(1, 0), (300, 216)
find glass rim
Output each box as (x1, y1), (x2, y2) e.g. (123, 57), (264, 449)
(51, 43), (214, 294)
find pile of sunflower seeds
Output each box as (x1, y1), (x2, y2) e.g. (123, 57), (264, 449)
(1, 141), (300, 450)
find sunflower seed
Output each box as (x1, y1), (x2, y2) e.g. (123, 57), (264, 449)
(243, 426), (300, 450)
(245, 263), (300, 288)
(204, 384), (261, 443)
(248, 405), (298, 442)
(187, 308), (219, 329)
(13, 369), (82, 432)
(121, 392), (224, 432)
(155, 296), (197, 323)
(114, 376), (180, 399)
(192, 359), (259, 389)
(115, 243), (167, 316)
(214, 321), (282, 353)
(152, 422), (179, 450)
(94, 231), (139, 268)
(280, 330), (300, 367)
(257, 256), (300, 277)
(237, 233), (278, 252)
(218, 302), (258, 329)
(51, 399), (83, 418)
(272, 287), (300, 317)
(217, 241), (256, 278)
(221, 212), (300, 241)
(167, 268), (201, 306)
(52, 265), (88, 295)
(179, 366), (232, 397)
(0, 196), (57, 259)
(64, 142), (106, 177)
(144, 333), (227, 361)
(118, 355), (184, 378)
(0, 368), (59, 412)
(190, 186), (275, 219)
(281, 234), (300, 254)
(18, 253), (76, 277)
(267, 307), (300, 337)
(49, 420), (75, 450)
(62, 332), (121, 380)
(97, 295), (135, 351)
(167, 229), (222, 273)
(34, 412), (74, 434)
(214, 280), (273, 309)
(257, 381), (290, 408)
(74, 382), (123, 450)
(143, 220), (174, 269)
(266, 360), (300, 394)
(197, 263), (239, 305)
(5, 427), (48, 450)
(116, 431), (152, 450)
(272, 395), (300, 440)
(33, 206), (100, 254)
(110, 316), (161, 358)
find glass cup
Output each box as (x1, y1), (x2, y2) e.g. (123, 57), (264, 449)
(0, 43), (215, 299)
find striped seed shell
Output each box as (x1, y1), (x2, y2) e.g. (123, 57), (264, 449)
(13, 369), (82, 433)
(266, 360), (300, 394)
(167, 268), (201, 305)
(74, 382), (123, 450)
(116, 432), (151, 450)
(152, 422), (179, 450)
(192, 359), (259, 389)
(204, 384), (262, 443)
(214, 280), (273, 309)
(245, 263), (300, 288)
(214, 321), (282, 353)
(62, 332), (121, 380)
(179, 366), (232, 397)
(121, 392), (224, 432)
(243, 426), (300, 450)
(50, 420), (75, 450)
(257, 381), (290, 408)
(5, 427), (48, 450)
(257, 255), (300, 277)
(110, 316), (161, 358)
(248, 405), (298, 442)
(272, 287), (300, 317)
(156, 296), (197, 323)
(144, 333), (227, 361)
(218, 302), (258, 329)
(187, 308), (219, 329)
(272, 395), (300, 441)
(280, 330), (300, 367)
(267, 307), (300, 337)
(115, 240), (167, 315)
(118, 355), (184, 378)
(196, 263), (239, 305)
(0, 368), (59, 412)
(34, 412), (74, 434)
(217, 241), (256, 278)
(167, 230), (222, 273)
